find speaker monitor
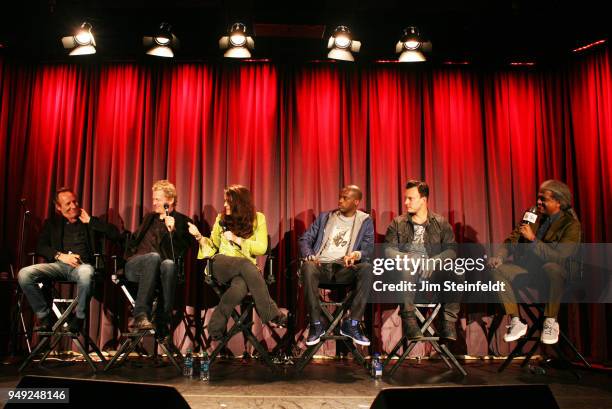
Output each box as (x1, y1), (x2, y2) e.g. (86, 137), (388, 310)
(6, 375), (190, 409)
(371, 385), (559, 409)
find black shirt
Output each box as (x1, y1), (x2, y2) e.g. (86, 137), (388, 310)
(132, 216), (167, 258)
(62, 221), (91, 262)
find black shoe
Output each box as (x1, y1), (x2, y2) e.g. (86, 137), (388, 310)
(339, 320), (371, 346)
(270, 313), (289, 328)
(438, 320), (457, 342)
(208, 315), (228, 341)
(34, 315), (52, 332)
(67, 316), (84, 334)
(305, 321), (325, 346)
(401, 312), (423, 340)
(133, 314), (154, 330)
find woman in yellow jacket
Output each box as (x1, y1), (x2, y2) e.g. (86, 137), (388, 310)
(188, 185), (287, 340)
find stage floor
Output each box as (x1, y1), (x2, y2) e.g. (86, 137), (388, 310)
(1, 358), (611, 408)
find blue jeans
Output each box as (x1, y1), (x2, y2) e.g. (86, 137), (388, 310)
(18, 262), (95, 319)
(125, 252), (176, 321)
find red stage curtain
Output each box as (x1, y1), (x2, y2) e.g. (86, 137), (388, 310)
(565, 48), (612, 363)
(0, 46), (610, 362)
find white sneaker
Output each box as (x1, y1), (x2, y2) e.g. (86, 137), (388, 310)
(504, 317), (528, 342)
(541, 318), (560, 345)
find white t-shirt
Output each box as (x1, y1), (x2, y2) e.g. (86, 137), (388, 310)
(318, 214), (355, 263)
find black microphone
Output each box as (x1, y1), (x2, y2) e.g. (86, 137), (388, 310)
(219, 218), (241, 249)
(163, 203), (176, 261)
(522, 206), (538, 225)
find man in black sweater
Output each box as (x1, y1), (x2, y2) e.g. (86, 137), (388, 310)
(124, 180), (192, 336)
(18, 187), (120, 333)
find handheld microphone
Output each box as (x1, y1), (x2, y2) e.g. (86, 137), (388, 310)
(522, 206), (538, 225)
(219, 218), (241, 249)
(163, 203), (176, 261)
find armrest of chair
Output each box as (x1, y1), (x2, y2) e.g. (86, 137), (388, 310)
(93, 253), (105, 271)
(295, 258), (306, 284)
(201, 257), (214, 286)
(265, 253), (276, 285)
(27, 252), (36, 265)
(110, 255), (124, 284)
(177, 255), (185, 284)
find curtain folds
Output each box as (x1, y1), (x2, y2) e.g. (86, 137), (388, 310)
(1, 47), (609, 362)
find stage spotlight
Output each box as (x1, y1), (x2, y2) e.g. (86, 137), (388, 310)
(219, 23), (254, 58)
(61, 22), (96, 56)
(396, 26), (431, 62)
(143, 22), (179, 58)
(327, 25), (361, 62)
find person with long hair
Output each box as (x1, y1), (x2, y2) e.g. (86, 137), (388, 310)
(188, 185), (287, 340)
(489, 179), (581, 345)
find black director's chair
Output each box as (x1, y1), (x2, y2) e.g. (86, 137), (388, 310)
(204, 259), (274, 369)
(497, 243), (591, 379)
(19, 254), (107, 373)
(383, 303), (467, 376)
(497, 303), (591, 379)
(202, 240), (283, 370)
(293, 265), (368, 374)
(104, 255), (183, 372)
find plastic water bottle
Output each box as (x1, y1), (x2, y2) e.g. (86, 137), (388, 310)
(528, 364), (546, 375)
(200, 351), (210, 381)
(183, 348), (193, 377)
(372, 353), (383, 379)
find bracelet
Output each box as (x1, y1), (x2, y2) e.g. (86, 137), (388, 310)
(195, 234), (203, 241)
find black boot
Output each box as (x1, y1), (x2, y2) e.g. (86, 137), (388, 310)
(67, 316), (84, 334)
(438, 319), (457, 342)
(401, 311), (423, 340)
(34, 315), (52, 332)
(270, 312), (289, 328)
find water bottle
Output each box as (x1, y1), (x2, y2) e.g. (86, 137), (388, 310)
(528, 364), (546, 375)
(183, 348), (193, 377)
(372, 353), (383, 379)
(200, 351), (210, 381)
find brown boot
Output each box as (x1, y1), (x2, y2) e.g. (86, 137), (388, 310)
(134, 314), (154, 330)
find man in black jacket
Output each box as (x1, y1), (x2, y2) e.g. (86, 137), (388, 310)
(384, 180), (459, 341)
(125, 180), (192, 334)
(18, 187), (120, 333)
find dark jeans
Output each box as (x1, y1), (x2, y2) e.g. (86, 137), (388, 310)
(18, 262), (94, 319)
(208, 254), (280, 336)
(125, 252), (176, 322)
(301, 261), (373, 323)
(400, 267), (461, 323)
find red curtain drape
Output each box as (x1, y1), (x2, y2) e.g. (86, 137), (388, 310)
(1, 47), (610, 362)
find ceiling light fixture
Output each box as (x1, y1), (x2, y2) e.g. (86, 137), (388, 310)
(327, 26), (361, 62)
(61, 22), (96, 56)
